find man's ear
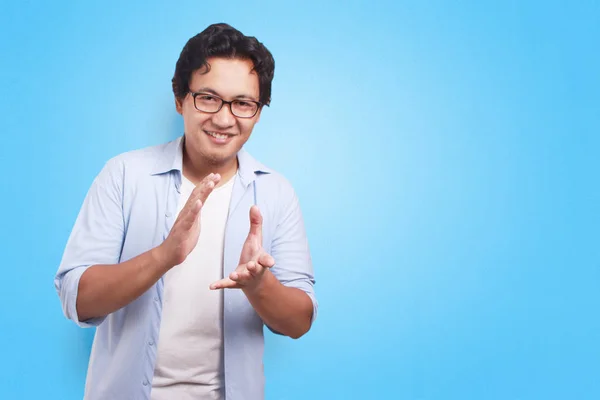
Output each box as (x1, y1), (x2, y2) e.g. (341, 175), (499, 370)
(175, 97), (183, 115)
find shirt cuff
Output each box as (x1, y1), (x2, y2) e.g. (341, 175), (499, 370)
(282, 279), (319, 325)
(59, 265), (106, 328)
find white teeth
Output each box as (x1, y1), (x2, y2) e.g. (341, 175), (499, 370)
(207, 131), (229, 140)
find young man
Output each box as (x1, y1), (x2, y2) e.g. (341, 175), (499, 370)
(54, 23), (317, 400)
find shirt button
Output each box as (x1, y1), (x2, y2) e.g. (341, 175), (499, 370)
(165, 211), (172, 217)
(149, 340), (154, 346)
(154, 296), (159, 302)
(143, 380), (148, 386)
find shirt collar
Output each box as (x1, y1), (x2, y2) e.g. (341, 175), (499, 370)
(150, 136), (184, 176)
(150, 135), (272, 186)
(236, 145), (273, 186)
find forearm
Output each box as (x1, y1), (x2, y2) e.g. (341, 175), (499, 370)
(76, 247), (171, 321)
(243, 270), (314, 339)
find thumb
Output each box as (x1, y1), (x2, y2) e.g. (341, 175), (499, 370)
(249, 205), (263, 242)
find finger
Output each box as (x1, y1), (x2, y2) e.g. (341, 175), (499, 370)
(245, 261), (265, 278)
(199, 172), (220, 186)
(206, 172), (221, 183)
(184, 173), (213, 210)
(182, 199), (202, 230)
(246, 261), (260, 276)
(173, 181), (205, 226)
(209, 278), (239, 290)
(178, 176), (217, 228)
(257, 253), (275, 268)
(197, 173), (221, 204)
(248, 205), (263, 244)
(186, 173), (220, 207)
(231, 269), (252, 282)
(195, 179), (215, 205)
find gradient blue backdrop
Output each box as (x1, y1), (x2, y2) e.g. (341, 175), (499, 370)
(0, 1), (598, 399)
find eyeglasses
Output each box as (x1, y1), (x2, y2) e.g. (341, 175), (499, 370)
(189, 91), (264, 118)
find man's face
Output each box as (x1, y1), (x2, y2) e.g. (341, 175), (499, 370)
(177, 57), (262, 166)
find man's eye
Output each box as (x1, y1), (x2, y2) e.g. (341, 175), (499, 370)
(199, 95), (217, 102)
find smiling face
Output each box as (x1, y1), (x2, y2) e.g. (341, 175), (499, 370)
(176, 57), (262, 170)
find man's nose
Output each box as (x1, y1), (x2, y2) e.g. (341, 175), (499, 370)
(211, 103), (236, 127)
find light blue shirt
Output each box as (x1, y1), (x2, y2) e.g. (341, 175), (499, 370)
(54, 136), (317, 400)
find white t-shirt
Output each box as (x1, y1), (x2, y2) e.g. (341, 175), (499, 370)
(151, 174), (235, 400)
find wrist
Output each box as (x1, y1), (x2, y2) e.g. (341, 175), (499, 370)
(150, 245), (173, 272)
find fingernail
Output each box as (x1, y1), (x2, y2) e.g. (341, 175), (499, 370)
(208, 181), (214, 188)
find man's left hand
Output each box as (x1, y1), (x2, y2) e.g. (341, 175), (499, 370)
(209, 206), (275, 291)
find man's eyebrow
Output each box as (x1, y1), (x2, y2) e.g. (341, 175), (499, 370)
(233, 93), (259, 102)
(194, 87), (220, 96)
(194, 87), (258, 102)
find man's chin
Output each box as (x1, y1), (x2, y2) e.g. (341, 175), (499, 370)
(201, 149), (238, 167)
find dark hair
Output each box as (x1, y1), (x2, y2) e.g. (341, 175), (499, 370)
(172, 23), (275, 106)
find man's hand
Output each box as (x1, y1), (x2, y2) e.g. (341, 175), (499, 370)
(154, 173), (221, 268)
(209, 205), (313, 338)
(210, 205), (275, 291)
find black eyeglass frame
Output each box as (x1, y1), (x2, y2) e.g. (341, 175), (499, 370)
(188, 91), (266, 118)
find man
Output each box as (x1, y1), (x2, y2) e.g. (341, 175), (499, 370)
(54, 23), (317, 400)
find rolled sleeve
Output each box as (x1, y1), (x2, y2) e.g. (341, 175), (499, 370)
(55, 265), (105, 328)
(270, 184), (318, 326)
(281, 278), (318, 325)
(54, 157), (125, 328)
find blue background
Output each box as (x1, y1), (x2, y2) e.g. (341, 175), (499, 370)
(1, 1), (599, 399)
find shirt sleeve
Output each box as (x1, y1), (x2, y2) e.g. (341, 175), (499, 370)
(269, 183), (318, 332)
(54, 157), (126, 328)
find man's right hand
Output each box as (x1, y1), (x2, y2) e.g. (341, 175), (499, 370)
(154, 173), (221, 268)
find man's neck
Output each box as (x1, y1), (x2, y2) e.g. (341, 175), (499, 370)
(182, 148), (238, 188)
